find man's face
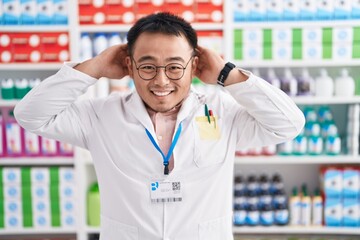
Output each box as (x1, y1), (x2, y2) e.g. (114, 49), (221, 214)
(126, 32), (197, 113)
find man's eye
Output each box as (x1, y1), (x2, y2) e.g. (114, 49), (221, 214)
(167, 65), (182, 71)
(140, 65), (156, 71)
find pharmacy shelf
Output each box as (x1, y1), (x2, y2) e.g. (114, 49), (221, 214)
(0, 100), (19, 107)
(0, 228), (76, 235)
(0, 63), (63, 71)
(79, 23), (223, 33)
(233, 226), (360, 235)
(235, 60), (360, 68)
(0, 25), (69, 32)
(233, 20), (360, 29)
(293, 96), (360, 105)
(235, 155), (360, 165)
(0, 157), (74, 166)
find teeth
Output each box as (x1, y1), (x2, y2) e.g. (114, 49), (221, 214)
(153, 91), (171, 96)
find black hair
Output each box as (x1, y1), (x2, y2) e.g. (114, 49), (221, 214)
(127, 12), (198, 56)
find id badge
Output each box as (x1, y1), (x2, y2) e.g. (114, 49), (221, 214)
(150, 180), (182, 203)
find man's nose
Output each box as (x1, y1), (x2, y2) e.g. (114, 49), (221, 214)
(153, 68), (170, 86)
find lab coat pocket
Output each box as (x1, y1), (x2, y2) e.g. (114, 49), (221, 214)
(193, 116), (225, 168)
(198, 215), (233, 240)
(100, 215), (138, 240)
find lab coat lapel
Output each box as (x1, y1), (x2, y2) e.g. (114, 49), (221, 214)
(126, 91), (155, 133)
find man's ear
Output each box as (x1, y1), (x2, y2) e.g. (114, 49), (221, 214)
(191, 56), (199, 75)
(125, 56), (134, 78)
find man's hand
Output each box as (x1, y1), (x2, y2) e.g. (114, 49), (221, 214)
(74, 44), (129, 80)
(194, 46), (225, 85)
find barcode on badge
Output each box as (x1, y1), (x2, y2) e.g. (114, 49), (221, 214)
(151, 197), (182, 203)
(172, 182), (181, 191)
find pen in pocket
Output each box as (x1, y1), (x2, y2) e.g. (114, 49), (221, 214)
(209, 110), (216, 129)
(204, 104), (211, 124)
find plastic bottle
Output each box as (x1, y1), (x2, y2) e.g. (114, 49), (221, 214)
(334, 68), (355, 97)
(266, 68), (281, 88)
(0, 112), (4, 157)
(246, 174), (260, 195)
(246, 191), (260, 226)
(274, 202), (289, 225)
(325, 124), (341, 155)
(87, 182), (100, 226)
(311, 188), (323, 226)
(14, 78), (29, 99)
(277, 140), (293, 155)
(5, 110), (23, 156)
(307, 122), (323, 155)
(93, 33), (108, 56)
(23, 129), (40, 156)
(301, 184), (311, 226)
(292, 128), (307, 155)
(1, 78), (15, 100)
(80, 33), (93, 61)
(289, 187), (301, 226)
(297, 68), (314, 96)
(234, 175), (247, 226)
(234, 204), (247, 226)
(303, 106), (317, 122)
(260, 203), (274, 226)
(107, 32), (122, 47)
(270, 173), (284, 195)
(280, 68), (298, 96)
(315, 69), (334, 97)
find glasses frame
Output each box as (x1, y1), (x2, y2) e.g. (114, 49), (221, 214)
(131, 56), (194, 81)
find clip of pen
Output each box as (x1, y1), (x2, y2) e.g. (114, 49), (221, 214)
(204, 104), (211, 124)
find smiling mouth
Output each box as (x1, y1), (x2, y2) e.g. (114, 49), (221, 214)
(152, 91), (173, 97)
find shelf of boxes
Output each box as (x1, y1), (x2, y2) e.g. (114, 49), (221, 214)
(233, 226), (360, 235)
(0, 158), (74, 166)
(0, 228), (76, 236)
(0, 63), (64, 71)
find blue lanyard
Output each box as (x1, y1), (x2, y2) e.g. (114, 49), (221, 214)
(145, 122), (182, 175)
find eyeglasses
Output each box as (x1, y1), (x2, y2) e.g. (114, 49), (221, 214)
(132, 56), (193, 81)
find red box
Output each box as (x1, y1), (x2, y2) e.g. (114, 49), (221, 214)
(12, 33), (42, 63)
(164, 0), (196, 23)
(41, 32), (70, 62)
(195, 0), (223, 23)
(0, 33), (13, 63)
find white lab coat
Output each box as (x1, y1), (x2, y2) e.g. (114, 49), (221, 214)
(14, 63), (305, 240)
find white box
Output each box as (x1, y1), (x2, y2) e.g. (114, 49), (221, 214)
(33, 214), (51, 228)
(59, 167), (75, 183)
(324, 168), (343, 198)
(31, 167), (50, 184)
(299, 0), (316, 20)
(333, 43), (351, 60)
(333, 0), (351, 19)
(325, 198), (342, 226)
(352, 0), (360, 18)
(3, 0), (20, 24)
(31, 184), (49, 199)
(4, 185), (21, 200)
(61, 199), (75, 214)
(343, 199), (359, 227)
(234, 0), (249, 21)
(317, 0), (334, 20)
(273, 43), (291, 60)
(243, 28), (263, 44)
(60, 183), (75, 199)
(303, 27), (322, 43)
(20, 0), (36, 24)
(4, 199), (22, 215)
(333, 27), (353, 43)
(265, 0), (282, 21)
(303, 43), (322, 60)
(273, 28), (291, 43)
(243, 43), (262, 61)
(61, 214), (76, 227)
(3, 168), (21, 184)
(343, 168), (360, 198)
(36, 0), (53, 24)
(5, 214), (22, 228)
(282, 0), (299, 20)
(33, 199), (50, 215)
(248, 0), (266, 21)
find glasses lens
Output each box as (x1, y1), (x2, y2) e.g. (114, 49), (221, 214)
(165, 63), (184, 80)
(138, 64), (157, 80)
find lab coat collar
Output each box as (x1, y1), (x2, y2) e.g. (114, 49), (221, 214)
(126, 87), (204, 133)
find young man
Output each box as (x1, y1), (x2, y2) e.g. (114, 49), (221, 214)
(15, 12), (305, 240)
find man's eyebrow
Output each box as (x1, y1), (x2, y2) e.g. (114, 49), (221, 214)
(137, 56), (185, 63)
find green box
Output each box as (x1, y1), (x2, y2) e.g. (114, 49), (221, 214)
(263, 29), (272, 44)
(352, 43), (360, 58)
(322, 43), (332, 59)
(234, 47), (243, 60)
(263, 44), (272, 60)
(292, 44), (302, 60)
(292, 28), (302, 44)
(322, 28), (333, 44)
(234, 29), (243, 44)
(353, 27), (360, 42)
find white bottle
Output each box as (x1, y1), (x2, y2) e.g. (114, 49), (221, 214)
(266, 68), (281, 88)
(80, 33), (93, 61)
(93, 33), (108, 56)
(315, 69), (334, 97)
(334, 68), (355, 97)
(297, 68), (314, 96)
(281, 68), (298, 96)
(107, 32), (122, 47)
